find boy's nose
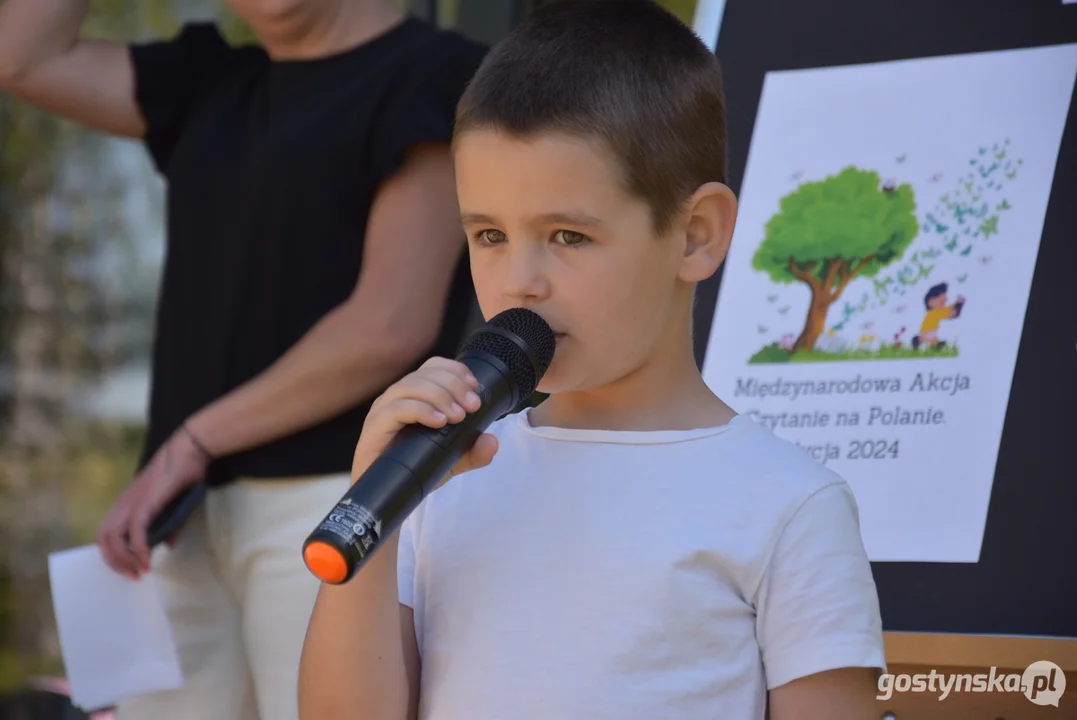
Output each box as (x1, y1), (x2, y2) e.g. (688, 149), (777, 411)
(503, 246), (551, 303)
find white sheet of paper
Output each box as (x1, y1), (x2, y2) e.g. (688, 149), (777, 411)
(48, 545), (183, 712)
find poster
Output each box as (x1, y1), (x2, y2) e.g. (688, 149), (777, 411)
(701, 43), (1077, 562)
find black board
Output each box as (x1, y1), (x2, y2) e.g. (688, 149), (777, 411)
(692, 0), (1077, 638)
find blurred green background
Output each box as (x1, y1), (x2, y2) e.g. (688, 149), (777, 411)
(0, 0), (701, 693)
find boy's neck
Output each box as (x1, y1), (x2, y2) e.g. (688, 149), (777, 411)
(253, 1), (406, 62)
(528, 341), (736, 433)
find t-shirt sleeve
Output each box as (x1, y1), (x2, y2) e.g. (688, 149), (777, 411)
(128, 22), (233, 174)
(368, 37), (486, 182)
(754, 481), (887, 690)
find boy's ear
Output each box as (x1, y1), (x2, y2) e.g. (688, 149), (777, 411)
(678, 181), (737, 283)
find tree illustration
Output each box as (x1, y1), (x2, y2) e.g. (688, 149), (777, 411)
(752, 167), (919, 353)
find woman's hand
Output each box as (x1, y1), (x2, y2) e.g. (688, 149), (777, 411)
(95, 426), (209, 579)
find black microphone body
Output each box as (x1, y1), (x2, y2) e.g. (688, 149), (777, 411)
(303, 309), (555, 584)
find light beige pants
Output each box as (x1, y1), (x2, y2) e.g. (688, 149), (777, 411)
(115, 473), (351, 720)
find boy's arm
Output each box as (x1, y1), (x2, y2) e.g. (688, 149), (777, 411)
(768, 667), (880, 719)
(300, 354), (489, 720)
(0, 0), (145, 138)
(401, 605), (423, 720)
(754, 482), (887, 718)
(298, 440), (433, 719)
(298, 530), (420, 720)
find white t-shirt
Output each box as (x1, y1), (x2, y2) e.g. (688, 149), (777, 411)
(398, 410), (885, 719)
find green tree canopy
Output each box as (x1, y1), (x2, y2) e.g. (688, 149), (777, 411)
(751, 167), (920, 353)
(753, 166), (919, 292)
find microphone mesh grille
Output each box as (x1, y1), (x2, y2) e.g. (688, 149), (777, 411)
(460, 308), (556, 397)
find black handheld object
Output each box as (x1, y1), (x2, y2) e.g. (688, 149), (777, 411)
(145, 483), (207, 547)
(302, 307), (556, 584)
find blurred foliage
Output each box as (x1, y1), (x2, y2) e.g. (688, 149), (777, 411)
(655, 0), (699, 25)
(0, 0), (376, 694)
(0, 0), (262, 695)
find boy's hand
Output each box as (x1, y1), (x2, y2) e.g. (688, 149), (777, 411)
(351, 357), (497, 487)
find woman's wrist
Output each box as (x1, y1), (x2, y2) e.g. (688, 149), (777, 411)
(180, 421), (217, 464)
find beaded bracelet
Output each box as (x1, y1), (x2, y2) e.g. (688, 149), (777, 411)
(182, 423), (216, 462)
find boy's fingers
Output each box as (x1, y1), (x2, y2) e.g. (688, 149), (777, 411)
(393, 368), (479, 410)
(381, 398), (450, 429)
(393, 376), (459, 419)
(371, 361), (480, 419)
(421, 357), (477, 385)
(379, 372), (483, 426)
(422, 368), (482, 412)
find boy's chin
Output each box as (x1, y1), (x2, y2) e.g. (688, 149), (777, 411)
(535, 367), (594, 396)
(535, 377), (561, 395)
(535, 368), (575, 396)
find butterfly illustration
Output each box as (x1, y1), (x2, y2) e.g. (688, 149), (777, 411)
(979, 215), (999, 239)
(924, 213), (949, 234)
(872, 276), (893, 294)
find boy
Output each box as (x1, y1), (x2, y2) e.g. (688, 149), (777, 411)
(912, 282), (966, 350)
(299, 2), (886, 718)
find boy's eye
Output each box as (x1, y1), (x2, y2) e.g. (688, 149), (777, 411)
(555, 230), (588, 246)
(477, 229), (506, 245)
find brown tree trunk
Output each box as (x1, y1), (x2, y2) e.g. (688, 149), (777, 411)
(793, 288), (832, 353)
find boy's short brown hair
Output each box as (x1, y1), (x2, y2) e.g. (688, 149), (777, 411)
(454, 0), (728, 235)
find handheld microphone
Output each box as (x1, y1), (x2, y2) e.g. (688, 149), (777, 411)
(302, 307), (556, 584)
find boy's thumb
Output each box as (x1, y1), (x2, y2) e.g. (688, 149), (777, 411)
(449, 433), (499, 480)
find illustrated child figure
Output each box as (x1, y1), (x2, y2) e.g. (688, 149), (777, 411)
(913, 282), (965, 350)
